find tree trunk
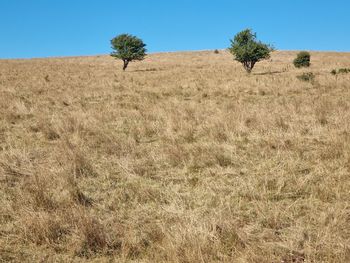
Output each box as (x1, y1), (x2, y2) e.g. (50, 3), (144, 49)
(123, 60), (129, 71)
(243, 61), (255, 74)
(245, 65), (252, 74)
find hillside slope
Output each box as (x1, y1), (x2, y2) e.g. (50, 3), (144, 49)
(1, 51), (350, 262)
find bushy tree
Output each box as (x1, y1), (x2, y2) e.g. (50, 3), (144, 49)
(228, 29), (273, 73)
(110, 34), (147, 71)
(293, 51), (310, 68)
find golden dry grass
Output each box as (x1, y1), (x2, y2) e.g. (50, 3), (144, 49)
(0, 50), (350, 262)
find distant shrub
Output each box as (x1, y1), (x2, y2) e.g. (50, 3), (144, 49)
(297, 72), (315, 82)
(330, 68), (350, 75)
(214, 49), (219, 54)
(338, 68), (350, 74)
(293, 51), (311, 68)
(331, 69), (337, 75)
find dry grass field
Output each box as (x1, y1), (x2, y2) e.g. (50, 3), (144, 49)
(0, 50), (350, 262)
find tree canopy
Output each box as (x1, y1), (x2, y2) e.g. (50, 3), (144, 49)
(111, 34), (147, 71)
(229, 29), (273, 73)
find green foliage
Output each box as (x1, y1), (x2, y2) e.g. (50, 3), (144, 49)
(338, 68), (350, 74)
(297, 72), (315, 82)
(111, 34), (147, 71)
(228, 29), (273, 73)
(293, 51), (311, 68)
(330, 68), (350, 75)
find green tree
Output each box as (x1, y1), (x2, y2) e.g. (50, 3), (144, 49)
(293, 51), (310, 68)
(228, 29), (273, 73)
(110, 34), (147, 71)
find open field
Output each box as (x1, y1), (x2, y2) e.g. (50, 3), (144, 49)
(0, 50), (350, 262)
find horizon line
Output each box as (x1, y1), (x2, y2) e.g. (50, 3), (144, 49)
(1, 49), (350, 60)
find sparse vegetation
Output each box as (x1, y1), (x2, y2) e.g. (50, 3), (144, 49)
(228, 29), (273, 73)
(214, 49), (219, 54)
(294, 51), (311, 68)
(110, 34), (147, 71)
(332, 68), (350, 74)
(297, 72), (315, 82)
(338, 68), (350, 74)
(1, 51), (350, 262)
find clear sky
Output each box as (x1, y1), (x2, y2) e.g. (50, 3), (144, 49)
(0, 0), (349, 58)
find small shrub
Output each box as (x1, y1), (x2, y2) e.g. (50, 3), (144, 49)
(297, 72), (315, 82)
(214, 49), (219, 54)
(331, 69), (337, 75)
(338, 68), (350, 74)
(293, 51), (311, 68)
(330, 68), (350, 75)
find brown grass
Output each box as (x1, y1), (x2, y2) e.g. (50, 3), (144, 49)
(1, 50), (350, 262)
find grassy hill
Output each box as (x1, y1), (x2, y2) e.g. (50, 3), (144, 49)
(1, 50), (350, 262)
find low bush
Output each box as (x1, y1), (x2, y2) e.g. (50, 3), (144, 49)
(338, 68), (350, 74)
(330, 68), (350, 75)
(297, 72), (315, 82)
(294, 51), (311, 68)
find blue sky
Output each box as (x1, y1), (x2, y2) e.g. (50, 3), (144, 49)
(0, 0), (349, 58)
